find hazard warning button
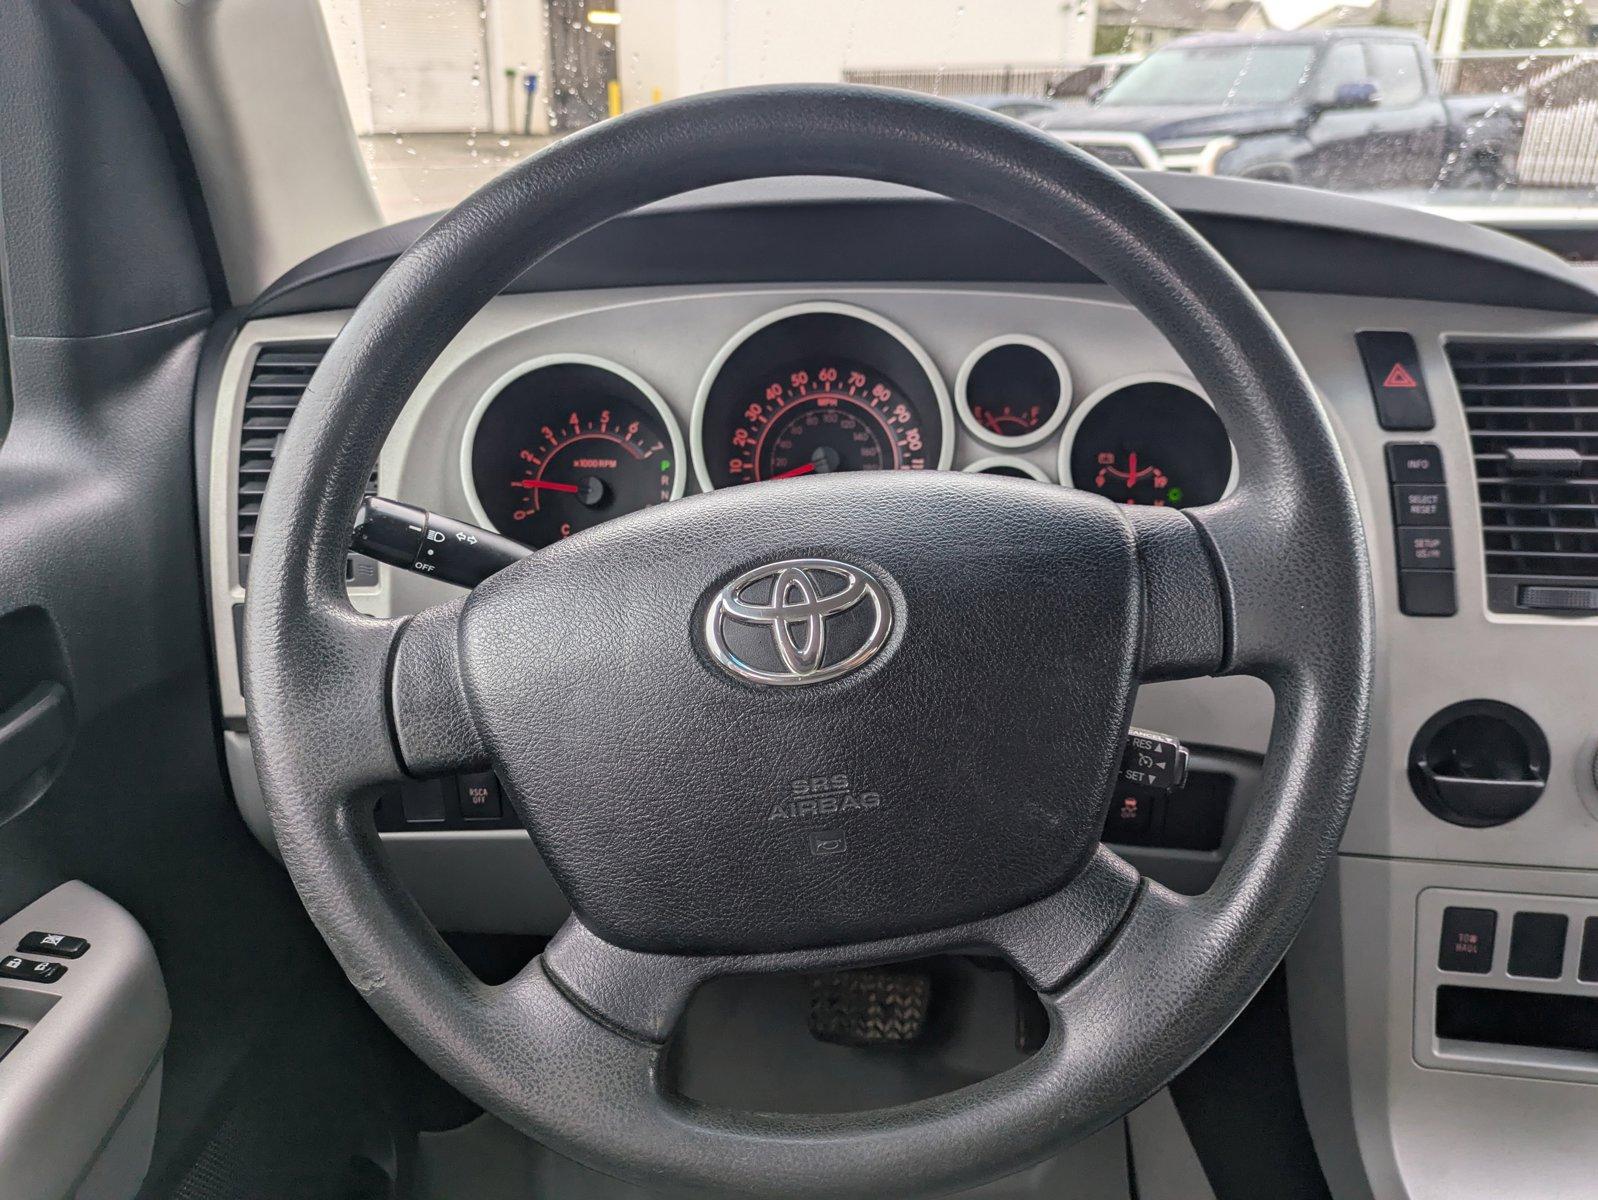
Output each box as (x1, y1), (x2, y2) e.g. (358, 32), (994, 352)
(1356, 331), (1435, 431)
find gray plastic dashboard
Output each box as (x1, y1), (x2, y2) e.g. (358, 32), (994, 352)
(202, 181), (1598, 1199)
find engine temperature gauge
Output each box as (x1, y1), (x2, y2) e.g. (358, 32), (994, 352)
(465, 357), (685, 549)
(1063, 378), (1233, 509)
(1093, 450), (1174, 505)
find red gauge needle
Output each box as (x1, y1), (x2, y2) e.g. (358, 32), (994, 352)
(772, 463), (817, 480)
(510, 479), (580, 494)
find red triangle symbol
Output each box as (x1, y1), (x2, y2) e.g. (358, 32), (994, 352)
(1382, 362), (1418, 389)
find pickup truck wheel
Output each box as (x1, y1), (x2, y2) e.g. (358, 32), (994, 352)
(243, 84), (1374, 1199)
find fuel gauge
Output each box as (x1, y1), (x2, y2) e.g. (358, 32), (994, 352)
(955, 336), (1072, 449)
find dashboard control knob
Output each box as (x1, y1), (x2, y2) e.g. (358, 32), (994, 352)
(1409, 700), (1549, 828)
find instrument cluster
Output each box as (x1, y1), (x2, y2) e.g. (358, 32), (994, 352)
(462, 301), (1236, 551)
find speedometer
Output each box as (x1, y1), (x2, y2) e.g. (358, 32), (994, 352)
(693, 304), (952, 490)
(730, 362), (930, 482)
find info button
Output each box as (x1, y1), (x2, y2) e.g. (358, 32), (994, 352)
(1386, 442), (1444, 484)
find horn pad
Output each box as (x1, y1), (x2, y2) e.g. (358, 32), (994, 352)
(457, 471), (1143, 955)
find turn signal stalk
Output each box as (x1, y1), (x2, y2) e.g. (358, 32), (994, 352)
(351, 496), (530, 588)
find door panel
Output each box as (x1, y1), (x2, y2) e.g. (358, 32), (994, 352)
(0, 3), (356, 1193)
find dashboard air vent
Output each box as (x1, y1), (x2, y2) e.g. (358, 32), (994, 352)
(236, 341), (377, 585)
(1448, 340), (1598, 615)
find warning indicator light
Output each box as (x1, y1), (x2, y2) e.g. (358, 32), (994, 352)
(1383, 363), (1419, 389)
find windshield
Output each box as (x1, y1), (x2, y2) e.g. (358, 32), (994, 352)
(318, 0), (1598, 227)
(1099, 45), (1317, 106)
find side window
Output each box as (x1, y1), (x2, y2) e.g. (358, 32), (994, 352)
(1315, 42), (1369, 104)
(1367, 42), (1425, 107)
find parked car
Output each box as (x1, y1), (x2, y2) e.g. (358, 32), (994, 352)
(1031, 28), (1523, 188)
(957, 93), (1071, 122)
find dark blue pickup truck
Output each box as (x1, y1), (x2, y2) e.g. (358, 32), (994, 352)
(1032, 29), (1523, 190)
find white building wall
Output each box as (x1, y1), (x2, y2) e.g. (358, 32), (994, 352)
(326, 0), (1098, 130)
(616, 0), (1092, 111)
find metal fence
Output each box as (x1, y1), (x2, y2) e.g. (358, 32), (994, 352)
(842, 62), (1115, 100)
(848, 49), (1598, 189)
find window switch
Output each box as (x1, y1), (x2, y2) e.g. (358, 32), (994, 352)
(0, 956), (66, 984)
(18, 932), (88, 959)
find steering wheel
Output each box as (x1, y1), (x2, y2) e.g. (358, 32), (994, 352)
(245, 86), (1372, 1197)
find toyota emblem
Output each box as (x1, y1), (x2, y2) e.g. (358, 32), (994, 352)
(704, 559), (892, 685)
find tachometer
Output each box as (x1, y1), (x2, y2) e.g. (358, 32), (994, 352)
(464, 356), (684, 549)
(693, 304), (951, 490)
(1059, 376), (1233, 508)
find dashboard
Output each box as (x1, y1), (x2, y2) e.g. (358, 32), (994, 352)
(201, 175), (1598, 1200)
(450, 296), (1235, 555)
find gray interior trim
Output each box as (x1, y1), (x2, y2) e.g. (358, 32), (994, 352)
(1293, 855), (1598, 1200)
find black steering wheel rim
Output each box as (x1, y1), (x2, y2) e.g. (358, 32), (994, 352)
(244, 85), (1372, 1198)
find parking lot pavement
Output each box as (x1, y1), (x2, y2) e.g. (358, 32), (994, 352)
(361, 132), (557, 222)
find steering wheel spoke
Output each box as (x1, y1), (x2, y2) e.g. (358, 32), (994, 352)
(1130, 479), (1349, 686)
(387, 596), (488, 778)
(1125, 504), (1228, 682)
(542, 845), (1142, 1043)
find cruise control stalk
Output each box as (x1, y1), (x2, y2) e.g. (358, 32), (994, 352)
(1120, 727), (1188, 793)
(351, 497), (530, 588)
